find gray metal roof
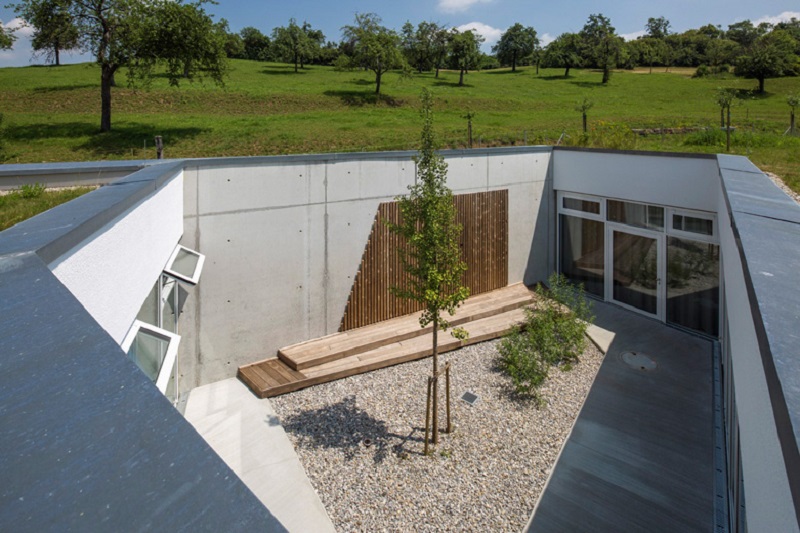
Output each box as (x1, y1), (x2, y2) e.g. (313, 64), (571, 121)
(0, 161), (285, 532)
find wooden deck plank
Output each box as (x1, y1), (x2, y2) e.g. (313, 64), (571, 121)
(240, 306), (527, 398)
(280, 283), (534, 371)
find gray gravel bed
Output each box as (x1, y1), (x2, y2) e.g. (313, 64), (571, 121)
(271, 337), (604, 532)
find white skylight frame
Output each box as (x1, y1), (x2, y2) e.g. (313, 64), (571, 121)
(163, 244), (205, 285)
(121, 320), (181, 394)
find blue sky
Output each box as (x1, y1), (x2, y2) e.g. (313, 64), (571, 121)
(2, 0), (799, 67)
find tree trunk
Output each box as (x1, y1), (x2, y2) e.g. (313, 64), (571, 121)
(791, 110), (796, 135)
(536, 60), (539, 75)
(726, 106), (731, 152)
(583, 112), (588, 134)
(758, 77), (765, 94)
(375, 71), (382, 95)
(459, 68), (465, 86)
(435, 66), (440, 78)
(55, 47), (60, 67)
(294, 54), (299, 73)
(431, 315), (439, 444)
(512, 52), (516, 72)
(564, 66), (570, 77)
(100, 65), (115, 133)
(602, 65), (610, 84)
(720, 108), (725, 128)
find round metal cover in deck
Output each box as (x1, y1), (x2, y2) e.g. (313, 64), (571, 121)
(621, 351), (657, 371)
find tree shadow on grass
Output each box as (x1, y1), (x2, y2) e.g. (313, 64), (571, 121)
(323, 90), (403, 107)
(569, 80), (606, 88)
(483, 69), (525, 75)
(433, 80), (473, 88)
(278, 395), (425, 462)
(539, 75), (572, 81)
(262, 65), (308, 75)
(6, 121), (207, 157)
(33, 84), (95, 93)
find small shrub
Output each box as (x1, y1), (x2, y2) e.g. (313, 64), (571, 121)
(18, 183), (47, 199)
(684, 127), (725, 147)
(498, 273), (594, 403)
(693, 65), (710, 78)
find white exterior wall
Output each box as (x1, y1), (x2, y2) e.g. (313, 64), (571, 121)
(180, 150), (553, 387)
(50, 172), (184, 344)
(718, 191), (800, 532)
(554, 150), (719, 212)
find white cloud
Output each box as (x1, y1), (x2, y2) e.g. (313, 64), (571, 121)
(438, 0), (492, 14)
(5, 17), (33, 37)
(539, 33), (555, 47)
(456, 21), (502, 47)
(753, 11), (800, 26)
(620, 30), (646, 42)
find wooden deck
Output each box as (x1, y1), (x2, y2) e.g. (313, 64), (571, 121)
(238, 283), (535, 398)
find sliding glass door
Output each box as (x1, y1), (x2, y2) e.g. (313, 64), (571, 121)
(609, 227), (663, 318)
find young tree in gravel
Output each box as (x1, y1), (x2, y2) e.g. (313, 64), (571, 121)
(388, 88), (469, 444)
(14, 0), (79, 66)
(493, 23), (538, 72)
(342, 13), (404, 95)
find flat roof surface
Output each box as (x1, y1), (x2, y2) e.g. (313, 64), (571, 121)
(528, 301), (714, 532)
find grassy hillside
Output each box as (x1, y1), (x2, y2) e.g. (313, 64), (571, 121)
(1, 59), (798, 190)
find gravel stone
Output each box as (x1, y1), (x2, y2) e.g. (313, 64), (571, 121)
(271, 337), (604, 532)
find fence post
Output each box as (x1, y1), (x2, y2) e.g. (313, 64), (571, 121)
(155, 136), (164, 160)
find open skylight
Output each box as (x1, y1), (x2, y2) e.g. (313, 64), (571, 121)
(164, 244), (205, 285)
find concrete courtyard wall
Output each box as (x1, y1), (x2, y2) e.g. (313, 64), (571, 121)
(179, 148), (553, 389)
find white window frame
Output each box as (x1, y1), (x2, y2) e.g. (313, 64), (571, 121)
(121, 320), (181, 394)
(163, 244), (205, 286)
(557, 191), (605, 221)
(666, 207), (718, 244)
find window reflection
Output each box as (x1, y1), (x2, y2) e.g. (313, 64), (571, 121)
(667, 237), (719, 336)
(560, 214), (604, 297)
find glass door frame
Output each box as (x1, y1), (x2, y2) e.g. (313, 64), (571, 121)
(605, 222), (667, 321)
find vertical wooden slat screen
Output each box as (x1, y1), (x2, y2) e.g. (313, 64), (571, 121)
(340, 190), (509, 331)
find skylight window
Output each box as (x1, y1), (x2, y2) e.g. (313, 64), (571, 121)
(121, 320), (180, 394)
(164, 245), (205, 285)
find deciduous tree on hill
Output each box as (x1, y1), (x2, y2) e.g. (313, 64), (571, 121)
(449, 28), (483, 85)
(342, 13), (404, 95)
(580, 13), (621, 84)
(493, 23), (538, 72)
(10, 0), (228, 132)
(736, 30), (799, 93)
(14, 0), (79, 66)
(0, 22), (15, 50)
(542, 33), (583, 77)
(272, 19), (313, 72)
(239, 26), (270, 61)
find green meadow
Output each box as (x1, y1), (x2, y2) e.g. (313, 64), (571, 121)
(1, 59), (798, 191)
